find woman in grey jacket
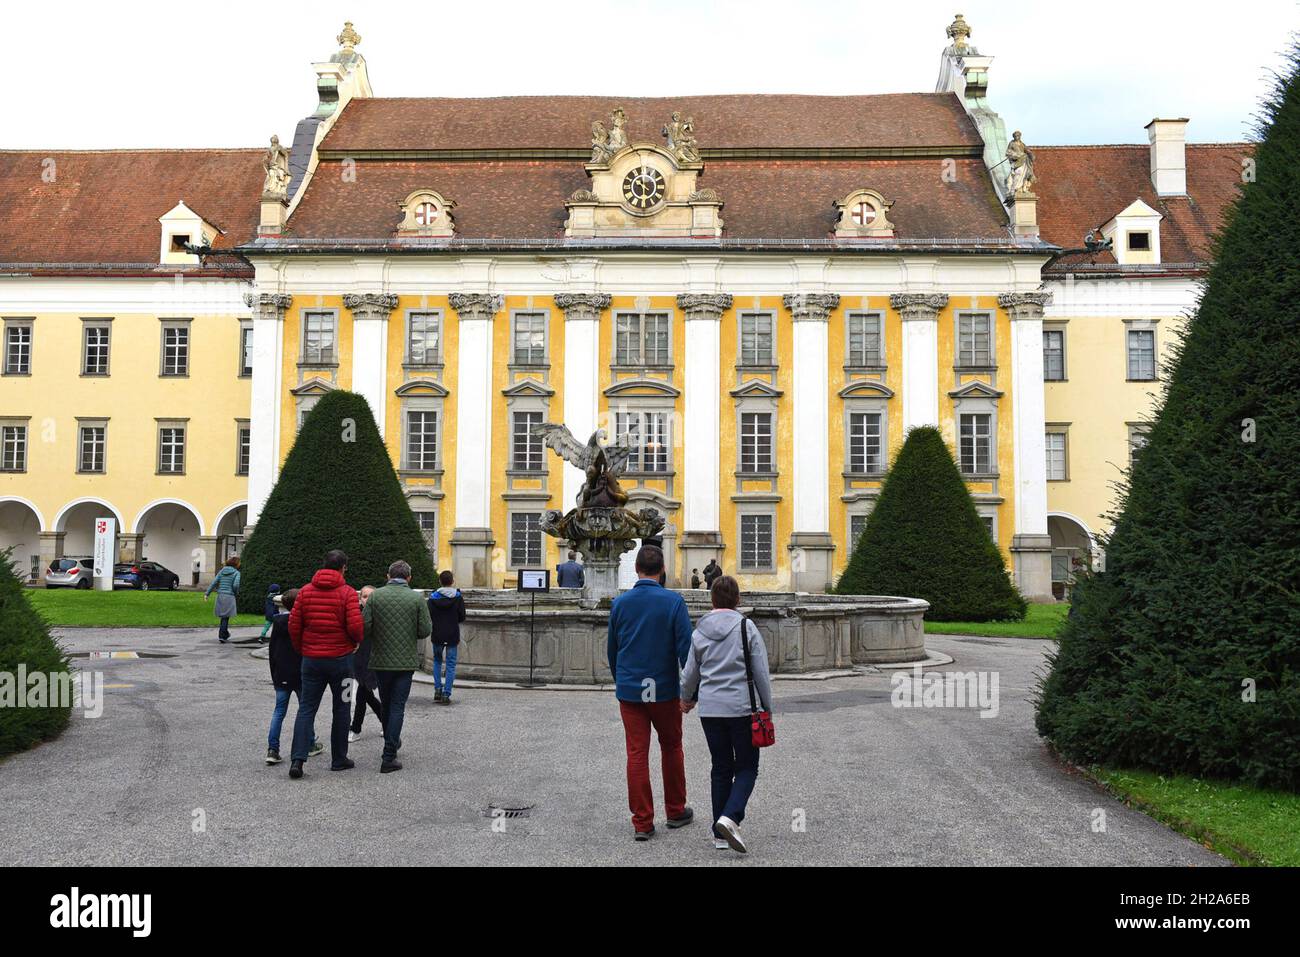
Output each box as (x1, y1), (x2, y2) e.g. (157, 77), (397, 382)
(681, 575), (773, 854)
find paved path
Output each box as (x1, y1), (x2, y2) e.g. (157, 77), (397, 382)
(0, 627), (1225, 866)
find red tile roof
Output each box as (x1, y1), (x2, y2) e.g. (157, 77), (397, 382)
(0, 149), (264, 272)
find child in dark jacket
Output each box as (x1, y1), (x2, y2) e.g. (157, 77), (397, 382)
(259, 583), (281, 641)
(266, 589), (319, 764)
(428, 570), (467, 704)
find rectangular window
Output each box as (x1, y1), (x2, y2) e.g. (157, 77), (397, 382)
(1127, 329), (1156, 380)
(1128, 425), (1150, 468)
(739, 313), (775, 366)
(849, 514), (869, 550)
(303, 311), (336, 364)
(957, 313), (993, 367)
(1127, 231), (1151, 251)
(959, 413), (993, 474)
(739, 412), (774, 474)
(78, 426), (106, 473)
(405, 411), (439, 471)
(980, 515), (995, 538)
(239, 324), (254, 377)
(1043, 329), (1065, 381)
(407, 312), (440, 365)
(512, 411), (544, 471)
(161, 325), (189, 376)
(847, 412), (883, 474)
(615, 410), (670, 473)
(236, 424), (251, 476)
(513, 313), (547, 365)
(614, 313), (670, 366)
(83, 324), (111, 375)
(4, 324), (32, 375)
(1, 425), (26, 472)
(158, 426), (186, 474)
(847, 313), (883, 367)
(739, 514), (775, 571)
(414, 511), (438, 563)
(510, 512), (543, 567)
(1045, 431), (1067, 481)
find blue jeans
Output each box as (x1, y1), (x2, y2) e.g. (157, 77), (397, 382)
(700, 716), (760, 834)
(432, 643), (459, 696)
(375, 671), (414, 763)
(268, 687), (317, 752)
(291, 655), (353, 766)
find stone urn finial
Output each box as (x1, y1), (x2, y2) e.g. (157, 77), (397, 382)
(946, 13), (971, 51)
(337, 20), (361, 52)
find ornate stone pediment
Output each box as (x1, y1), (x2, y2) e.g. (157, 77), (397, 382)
(604, 377), (682, 399)
(396, 188), (456, 237)
(729, 380), (784, 400)
(291, 377), (336, 397)
(948, 380), (1003, 400)
(502, 379), (555, 398)
(834, 188), (896, 239)
(838, 380), (895, 399)
(395, 379), (450, 398)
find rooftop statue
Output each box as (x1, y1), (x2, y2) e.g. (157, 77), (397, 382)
(262, 135), (290, 200)
(1005, 130), (1037, 196)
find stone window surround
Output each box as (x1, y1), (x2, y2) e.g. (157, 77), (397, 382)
(736, 504), (777, 574)
(1042, 320), (1068, 382)
(0, 415), (30, 473)
(158, 318), (192, 378)
(1045, 422), (1070, 482)
(1124, 318), (1160, 382)
(612, 309), (673, 370)
(300, 308), (340, 367)
(2, 317), (34, 376)
(403, 308), (444, 368)
(607, 387), (676, 478)
(80, 317), (113, 377)
(844, 310), (887, 371)
(840, 383), (891, 478)
(75, 417), (109, 474)
(155, 417), (189, 475)
(952, 386), (1001, 478)
(736, 309), (778, 369)
(1127, 421), (1152, 467)
(291, 380), (333, 431)
(509, 308), (551, 369)
(507, 508), (545, 570)
(503, 379), (554, 480)
(732, 382), (781, 479)
(238, 320), (254, 378)
(399, 391), (445, 476)
(954, 309), (996, 371)
(975, 504), (1000, 542)
(235, 418), (251, 477)
(846, 501), (876, 552)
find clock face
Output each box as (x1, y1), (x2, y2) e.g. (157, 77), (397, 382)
(622, 166), (666, 210)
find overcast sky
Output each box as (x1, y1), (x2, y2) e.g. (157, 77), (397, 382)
(9, 0), (1296, 149)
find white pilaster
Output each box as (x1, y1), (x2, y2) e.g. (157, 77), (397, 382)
(554, 294), (610, 509)
(450, 293), (501, 531)
(343, 293), (398, 437)
(677, 294), (731, 535)
(245, 292), (291, 528)
(892, 294), (948, 431)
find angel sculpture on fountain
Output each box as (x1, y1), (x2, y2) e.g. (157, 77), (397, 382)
(535, 424), (632, 509)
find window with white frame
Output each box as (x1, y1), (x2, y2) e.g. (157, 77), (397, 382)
(1043, 329), (1065, 381)
(956, 313), (993, 367)
(1128, 424), (1151, 467)
(980, 514), (995, 538)
(405, 410), (439, 471)
(513, 313), (547, 365)
(407, 312), (440, 365)
(739, 312), (775, 366)
(303, 311), (337, 364)
(615, 410), (670, 473)
(160, 323), (190, 376)
(510, 512), (543, 567)
(847, 412), (884, 474)
(614, 313), (670, 366)
(158, 424), (186, 474)
(739, 513), (775, 571)
(236, 423), (251, 476)
(1127, 328), (1156, 380)
(78, 424), (106, 473)
(849, 513), (869, 550)
(739, 412), (774, 473)
(1045, 430), (1068, 481)
(3, 322), (32, 375)
(959, 413), (993, 474)
(413, 510), (438, 564)
(512, 411), (544, 471)
(1, 424), (26, 472)
(847, 313), (883, 367)
(239, 323), (254, 377)
(82, 323), (111, 376)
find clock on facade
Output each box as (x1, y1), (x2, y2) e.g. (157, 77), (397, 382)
(622, 165), (666, 210)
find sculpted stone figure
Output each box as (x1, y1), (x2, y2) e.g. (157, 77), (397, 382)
(590, 120), (612, 164)
(536, 424), (632, 509)
(606, 107), (629, 152)
(262, 135), (290, 199)
(1005, 130), (1037, 196)
(663, 111), (700, 163)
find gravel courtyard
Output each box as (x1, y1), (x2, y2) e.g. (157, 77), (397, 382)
(0, 627), (1225, 866)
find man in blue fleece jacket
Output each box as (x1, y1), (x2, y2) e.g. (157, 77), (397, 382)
(606, 544), (695, 840)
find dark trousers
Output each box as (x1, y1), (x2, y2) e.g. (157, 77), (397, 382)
(375, 670), (414, 763)
(700, 716), (760, 834)
(218, 617), (231, 641)
(618, 699), (687, 833)
(291, 654), (353, 766)
(351, 683), (384, 734)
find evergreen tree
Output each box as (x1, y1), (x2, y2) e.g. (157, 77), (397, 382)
(0, 549), (71, 757)
(238, 391), (437, 612)
(1037, 48), (1300, 789)
(835, 425), (1026, 621)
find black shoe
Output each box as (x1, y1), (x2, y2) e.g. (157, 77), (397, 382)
(440, 696), (452, 706)
(433, 690), (444, 702)
(634, 827), (656, 842)
(289, 760), (304, 779)
(330, 758), (356, 771)
(666, 806), (695, 829)
(380, 760), (403, 774)
(265, 748), (282, 765)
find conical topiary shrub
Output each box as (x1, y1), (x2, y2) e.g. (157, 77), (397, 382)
(835, 425), (1026, 621)
(1037, 48), (1300, 790)
(238, 390), (437, 612)
(0, 549), (71, 757)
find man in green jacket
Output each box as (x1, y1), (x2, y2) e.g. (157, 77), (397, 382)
(362, 560), (432, 773)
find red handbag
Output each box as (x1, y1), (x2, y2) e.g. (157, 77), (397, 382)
(740, 616), (775, 748)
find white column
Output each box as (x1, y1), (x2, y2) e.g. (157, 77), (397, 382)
(677, 293), (731, 576)
(245, 292), (290, 528)
(783, 293), (839, 592)
(891, 294), (948, 431)
(343, 293), (398, 437)
(554, 294), (610, 509)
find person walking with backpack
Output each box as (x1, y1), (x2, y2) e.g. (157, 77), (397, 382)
(428, 570), (466, 704)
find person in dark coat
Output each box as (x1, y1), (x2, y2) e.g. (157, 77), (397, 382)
(690, 569), (702, 590)
(265, 589), (319, 765)
(349, 586), (385, 741)
(703, 559), (723, 589)
(556, 551), (585, 589)
(428, 570), (467, 704)
(259, 583), (281, 642)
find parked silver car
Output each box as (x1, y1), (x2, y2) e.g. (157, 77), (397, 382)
(45, 557), (94, 589)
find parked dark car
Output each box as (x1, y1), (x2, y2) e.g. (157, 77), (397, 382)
(45, 557), (94, 589)
(113, 561), (181, 591)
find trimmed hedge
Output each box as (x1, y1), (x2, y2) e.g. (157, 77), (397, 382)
(1037, 47), (1300, 790)
(0, 549), (72, 758)
(238, 390), (437, 612)
(835, 425), (1026, 621)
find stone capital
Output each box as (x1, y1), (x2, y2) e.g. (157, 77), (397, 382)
(889, 293), (949, 321)
(342, 292), (400, 320)
(782, 293), (840, 322)
(677, 293), (733, 321)
(553, 293), (612, 321)
(448, 293), (504, 321)
(997, 291), (1053, 320)
(243, 292), (293, 321)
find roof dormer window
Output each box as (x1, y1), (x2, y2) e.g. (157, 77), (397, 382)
(1127, 231), (1151, 251)
(170, 234), (192, 253)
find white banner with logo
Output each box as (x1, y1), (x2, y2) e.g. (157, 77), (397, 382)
(93, 517), (116, 591)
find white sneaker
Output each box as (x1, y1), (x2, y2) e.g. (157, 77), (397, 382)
(348, 730), (362, 742)
(715, 816), (747, 854)
(712, 838), (730, 850)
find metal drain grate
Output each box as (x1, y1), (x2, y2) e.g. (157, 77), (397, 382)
(483, 802), (535, 819)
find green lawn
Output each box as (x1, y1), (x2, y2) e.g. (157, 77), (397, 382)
(1091, 768), (1300, 866)
(925, 603), (1068, 639)
(27, 588), (263, 628)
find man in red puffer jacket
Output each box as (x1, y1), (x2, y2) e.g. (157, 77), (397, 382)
(288, 549), (364, 778)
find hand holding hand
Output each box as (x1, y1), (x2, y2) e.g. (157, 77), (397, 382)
(680, 699), (695, 713)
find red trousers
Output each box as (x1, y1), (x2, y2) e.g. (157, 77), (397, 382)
(618, 699), (688, 832)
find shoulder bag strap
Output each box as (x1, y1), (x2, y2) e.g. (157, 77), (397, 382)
(738, 616), (759, 714)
